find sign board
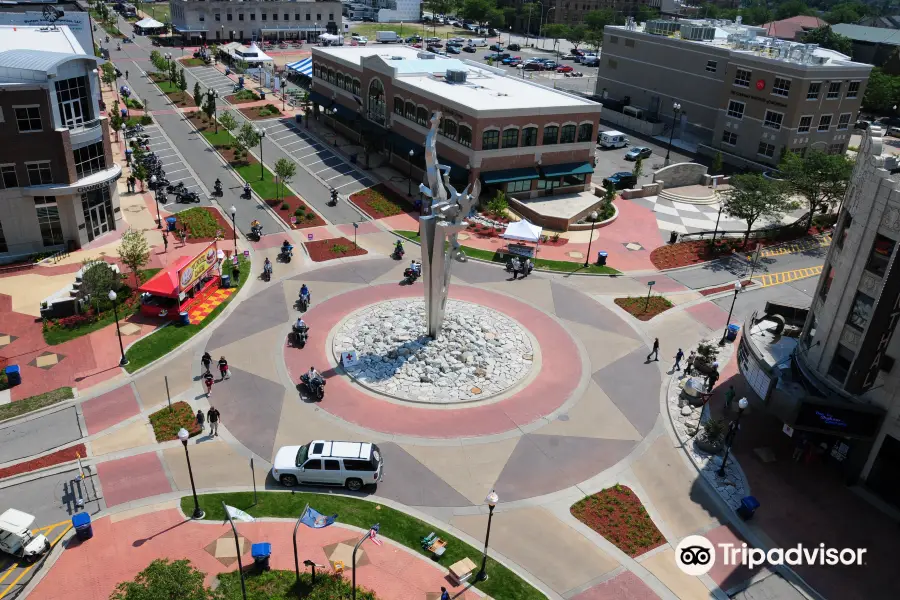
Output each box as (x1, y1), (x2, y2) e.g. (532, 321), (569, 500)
(179, 242), (218, 292)
(341, 349), (359, 369)
(783, 424), (794, 438)
(647, 280), (656, 286)
(0, 12), (93, 55)
(243, 250), (250, 258)
(507, 244), (534, 258)
(307, 233), (314, 241)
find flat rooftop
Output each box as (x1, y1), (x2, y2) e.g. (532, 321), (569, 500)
(0, 24), (85, 54)
(314, 45), (601, 112)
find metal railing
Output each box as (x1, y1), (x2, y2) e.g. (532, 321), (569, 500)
(677, 212), (811, 243)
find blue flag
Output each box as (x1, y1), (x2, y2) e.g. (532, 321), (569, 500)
(300, 506), (337, 529)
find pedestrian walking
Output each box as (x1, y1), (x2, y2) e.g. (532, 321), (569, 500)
(207, 406), (221, 436)
(685, 350), (696, 376)
(125, 69), (129, 79)
(162, 232), (169, 253)
(647, 338), (659, 362)
(706, 368), (719, 392)
(203, 372), (214, 397)
(672, 348), (684, 371)
(201, 351), (212, 375)
(180, 227), (187, 246)
(218, 356), (229, 380)
(724, 385), (736, 411)
(196, 409), (205, 432)
(440, 587), (450, 600)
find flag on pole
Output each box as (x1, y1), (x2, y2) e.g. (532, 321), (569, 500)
(368, 527), (383, 546)
(299, 506), (337, 529)
(225, 505), (255, 522)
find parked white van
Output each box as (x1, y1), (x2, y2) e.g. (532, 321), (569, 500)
(466, 38), (488, 47)
(599, 131), (628, 149)
(272, 440), (384, 491)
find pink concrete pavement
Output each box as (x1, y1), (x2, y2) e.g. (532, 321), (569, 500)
(285, 283), (582, 438)
(571, 570), (660, 600)
(30, 509), (478, 600)
(81, 386), (141, 435)
(96, 453), (173, 508)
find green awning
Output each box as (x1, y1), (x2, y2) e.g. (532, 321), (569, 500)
(541, 162), (594, 178)
(481, 167), (539, 185)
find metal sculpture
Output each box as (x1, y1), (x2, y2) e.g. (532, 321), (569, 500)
(418, 111), (480, 339)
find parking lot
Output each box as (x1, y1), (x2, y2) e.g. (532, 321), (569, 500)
(137, 125), (206, 211)
(592, 134), (693, 187)
(191, 65), (238, 98)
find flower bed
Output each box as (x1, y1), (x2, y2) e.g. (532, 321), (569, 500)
(174, 207), (233, 243)
(239, 103), (282, 120)
(0, 443), (86, 480)
(571, 484), (665, 557)
(614, 296), (673, 321)
(304, 237), (368, 262)
(267, 195), (326, 229)
(225, 89), (261, 104)
(350, 184), (414, 219)
(179, 57), (207, 67)
(148, 401), (201, 442)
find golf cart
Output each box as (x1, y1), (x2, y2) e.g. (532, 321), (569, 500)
(0, 509), (50, 561)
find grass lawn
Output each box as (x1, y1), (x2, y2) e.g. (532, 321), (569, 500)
(200, 126), (234, 147)
(218, 570), (378, 600)
(179, 57), (207, 67)
(0, 388), (74, 423)
(235, 162), (279, 199)
(148, 401), (200, 442)
(143, 3), (171, 23)
(124, 256), (249, 373)
(126, 115), (153, 127)
(350, 22), (489, 40)
(395, 231), (620, 275)
(184, 492), (543, 600)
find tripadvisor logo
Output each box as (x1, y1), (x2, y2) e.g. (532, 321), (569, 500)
(675, 535), (867, 575)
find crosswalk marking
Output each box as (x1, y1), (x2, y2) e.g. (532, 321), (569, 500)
(757, 265), (824, 288)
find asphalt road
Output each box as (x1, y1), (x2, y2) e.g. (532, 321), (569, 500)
(714, 277), (816, 328)
(0, 408), (82, 465)
(669, 246), (829, 291)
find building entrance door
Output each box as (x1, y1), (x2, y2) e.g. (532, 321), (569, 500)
(89, 203), (110, 239)
(868, 434), (900, 508)
(61, 99), (85, 129)
(81, 185), (115, 242)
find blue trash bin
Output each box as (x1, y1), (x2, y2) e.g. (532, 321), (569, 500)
(251, 542), (271, 570)
(179, 311), (190, 325)
(596, 251), (608, 266)
(166, 217), (177, 232)
(737, 496), (760, 520)
(726, 324), (740, 341)
(295, 113), (302, 125)
(221, 274), (231, 289)
(5, 365), (20, 386)
(72, 512), (93, 541)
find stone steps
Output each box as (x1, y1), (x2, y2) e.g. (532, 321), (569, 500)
(659, 188), (718, 205)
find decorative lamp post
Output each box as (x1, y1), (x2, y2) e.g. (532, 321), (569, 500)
(150, 174), (162, 228)
(407, 149), (414, 196)
(230, 205), (237, 255)
(120, 123), (127, 145)
(583, 210), (598, 268)
(108, 290), (128, 367)
(664, 101), (682, 166)
(477, 490), (499, 581)
(717, 397), (749, 477)
(720, 281), (742, 345)
(177, 428), (205, 519)
(213, 90), (219, 133)
(256, 127), (266, 179)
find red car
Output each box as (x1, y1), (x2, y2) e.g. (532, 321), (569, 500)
(412, 43), (422, 48)
(556, 65), (574, 73)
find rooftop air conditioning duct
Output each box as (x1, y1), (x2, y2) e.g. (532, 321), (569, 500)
(446, 69), (467, 83)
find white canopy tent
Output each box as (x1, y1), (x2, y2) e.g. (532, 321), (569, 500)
(134, 17), (164, 29)
(501, 220), (542, 243)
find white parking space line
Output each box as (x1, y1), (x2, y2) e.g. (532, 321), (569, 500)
(315, 166), (337, 174)
(166, 168), (188, 176)
(280, 139), (306, 148)
(168, 176), (191, 183)
(305, 159), (326, 167)
(296, 150), (320, 159)
(324, 173), (348, 181)
(271, 134), (296, 143)
(334, 181), (364, 190)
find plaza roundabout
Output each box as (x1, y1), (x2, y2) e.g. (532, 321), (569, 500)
(202, 256), (662, 506)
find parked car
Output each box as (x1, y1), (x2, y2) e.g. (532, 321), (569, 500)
(484, 52), (509, 61)
(507, 43), (521, 51)
(490, 43), (503, 51)
(501, 55), (521, 64)
(523, 61), (546, 71)
(462, 45), (476, 53)
(449, 37), (465, 43)
(560, 53), (577, 61)
(405, 35), (422, 43)
(625, 147), (652, 161)
(447, 45), (461, 54)
(272, 440), (384, 491)
(889, 126), (900, 137)
(425, 37), (441, 44)
(556, 65), (574, 73)
(604, 172), (638, 190)
(541, 60), (558, 70)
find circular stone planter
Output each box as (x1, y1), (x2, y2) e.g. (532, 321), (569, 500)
(568, 202), (619, 231)
(694, 437), (724, 456)
(332, 299), (536, 404)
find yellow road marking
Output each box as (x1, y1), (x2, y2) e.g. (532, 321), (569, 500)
(0, 564), (16, 588)
(758, 266), (823, 288)
(0, 524), (72, 599)
(759, 234), (832, 258)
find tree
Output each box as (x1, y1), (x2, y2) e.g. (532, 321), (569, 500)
(803, 26), (852, 56)
(543, 24), (569, 52)
(236, 122), (261, 163)
(486, 7), (505, 29)
(110, 559), (213, 600)
(178, 69), (187, 100)
(634, 5), (660, 22)
(150, 50), (163, 70)
(168, 59), (177, 82)
(775, 0), (814, 20)
(79, 260), (118, 313)
(862, 68), (900, 113)
(203, 89), (216, 123)
(461, 0), (492, 24)
(117, 229), (150, 289)
(780, 150), (853, 230)
(219, 110), (238, 132)
(721, 174), (797, 245)
(101, 62), (117, 89)
(632, 156), (644, 179)
(193, 81), (202, 105)
(711, 151), (723, 176)
(274, 157), (297, 201)
(502, 6), (517, 29)
(826, 2), (868, 25)
(565, 25), (587, 51)
(585, 9), (617, 32)
(132, 163), (147, 192)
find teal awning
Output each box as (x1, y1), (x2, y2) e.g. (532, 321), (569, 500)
(481, 167), (539, 185)
(541, 162), (594, 178)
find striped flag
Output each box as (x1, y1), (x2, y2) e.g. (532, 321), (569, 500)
(368, 527), (383, 546)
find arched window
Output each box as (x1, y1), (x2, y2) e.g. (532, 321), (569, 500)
(343, 74), (351, 90)
(502, 128), (519, 148)
(560, 124), (577, 144)
(443, 119), (458, 141)
(482, 129), (500, 150)
(326, 68), (334, 84)
(543, 125), (559, 145)
(458, 125), (472, 148)
(416, 106), (428, 126)
(521, 127), (538, 147)
(394, 97), (404, 115)
(577, 123), (593, 142)
(405, 101), (416, 120)
(367, 79), (385, 125)
(353, 79), (360, 95)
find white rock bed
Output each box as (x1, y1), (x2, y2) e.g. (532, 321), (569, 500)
(333, 299), (535, 404)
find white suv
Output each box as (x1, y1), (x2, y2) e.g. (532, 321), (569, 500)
(272, 440), (384, 491)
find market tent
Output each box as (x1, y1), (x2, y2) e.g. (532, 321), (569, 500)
(240, 42), (273, 63)
(501, 220), (542, 243)
(286, 58), (312, 77)
(139, 256), (191, 298)
(134, 17), (164, 29)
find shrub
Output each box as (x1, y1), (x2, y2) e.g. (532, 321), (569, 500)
(280, 202), (289, 210)
(696, 341), (720, 365)
(702, 418), (727, 445)
(294, 207), (304, 217)
(331, 244), (350, 254)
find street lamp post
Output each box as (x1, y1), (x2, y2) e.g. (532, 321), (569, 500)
(407, 149), (414, 196)
(539, 7), (555, 49)
(177, 428), (206, 519)
(583, 210), (598, 268)
(717, 397), (749, 477)
(720, 281), (742, 345)
(664, 101), (682, 166)
(526, 2), (542, 47)
(477, 490), (499, 581)
(108, 290), (128, 367)
(150, 175), (162, 228)
(230, 205), (237, 255)
(120, 123), (127, 146)
(256, 127), (266, 179)
(351, 524), (379, 600)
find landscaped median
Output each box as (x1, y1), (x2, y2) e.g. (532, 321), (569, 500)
(395, 231), (620, 275)
(183, 492), (545, 600)
(123, 255), (250, 373)
(0, 387), (74, 421)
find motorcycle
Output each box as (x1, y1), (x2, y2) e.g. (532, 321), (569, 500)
(241, 185), (252, 200)
(263, 263), (272, 281)
(391, 245), (405, 260)
(213, 181), (223, 197)
(300, 372), (325, 401)
(403, 263), (421, 285)
(298, 293), (309, 312)
(292, 324), (309, 347)
(167, 181), (186, 195)
(505, 259), (533, 278)
(125, 124), (144, 136)
(249, 223), (263, 241)
(279, 245), (293, 263)
(176, 190), (201, 204)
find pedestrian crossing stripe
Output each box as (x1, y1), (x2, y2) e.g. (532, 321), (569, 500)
(757, 234), (832, 258)
(757, 266), (824, 288)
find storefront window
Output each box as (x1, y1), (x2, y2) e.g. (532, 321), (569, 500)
(521, 127), (538, 147)
(537, 178), (561, 190)
(563, 173), (586, 186)
(482, 130), (499, 150)
(577, 123), (593, 142)
(81, 185), (114, 242)
(458, 125), (472, 148)
(828, 344), (855, 383)
(507, 180), (531, 193)
(405, 101), (415, 120)
(55, 76), (93, 129)
(866, 234), (896, 277)
(34, 196), (64, 247)
(847, 292), (874, 332)
(416, 106), (428, 126)
(366, 79), (385, 125)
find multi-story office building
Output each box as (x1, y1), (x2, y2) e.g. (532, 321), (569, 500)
(0, 25), (121, 260)
(310, 46), (601, 198)
(595, 18), (872, 168)
(343, 0), (421, 23)
(170, 0), (343, 44)
(540, 0), (654, 28)
(793, 128), (900, 506)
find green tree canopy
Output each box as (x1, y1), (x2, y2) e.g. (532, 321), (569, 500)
(780, 149), (853, 230)
(110, 559), (213, 600)
(775, 0), (815, 20)
(566, 25), (587, 50)
(274, 157), (297, 201)
(862, 68), (900, 113)
(218, 110), (238, 132)
(721, 174), (797, 245)
(825, 2), (870, 25)
(803, 26), (853, 56)
(117, 229), (150, 289)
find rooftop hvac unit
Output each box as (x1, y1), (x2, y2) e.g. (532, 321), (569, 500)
(417, 52), (436, 59)
(679, 23), (716, 41)
(446, 69), (467, 83)
(646, 20), (680, 36)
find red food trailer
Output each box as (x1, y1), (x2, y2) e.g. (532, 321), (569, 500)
(138, 242), (222, 321)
